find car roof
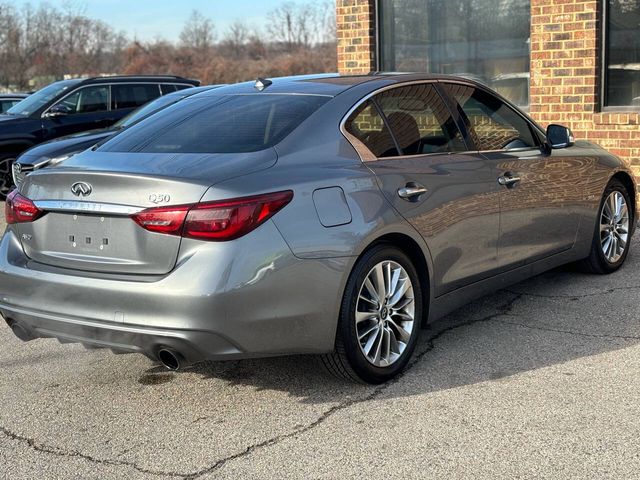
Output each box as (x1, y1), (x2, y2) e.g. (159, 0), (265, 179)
(0, 93), (29, 99)
(197, 72), (489, 98)
(61, 75), (200, 87)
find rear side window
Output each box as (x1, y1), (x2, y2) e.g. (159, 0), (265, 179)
(112, 84), (161, 110)
(344, 100), (398, 158)
(99, 94), (329, 154)
(161, 84), (177, 94)
(375, 84), (466, 155)
(174, 84), (192, 91)
(446, 84), (537, 151)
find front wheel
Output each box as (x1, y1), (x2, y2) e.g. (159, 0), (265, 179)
(578, 179), (633, 274)
(322, 245), (423, 384)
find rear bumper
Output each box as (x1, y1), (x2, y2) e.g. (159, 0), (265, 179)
(1, 303), (240, 364)
(0, 223), (352, 363)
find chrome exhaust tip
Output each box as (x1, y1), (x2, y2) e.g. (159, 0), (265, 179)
(157, 348), (183, 371)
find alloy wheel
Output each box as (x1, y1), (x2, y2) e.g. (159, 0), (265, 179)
(355, 260), (415, 367)
(600, 190), (629, 263)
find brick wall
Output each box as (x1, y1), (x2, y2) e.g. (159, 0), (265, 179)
(336, 0), (376, 74)
(530, 0), (640, 175)
(336, 0), (640, 176)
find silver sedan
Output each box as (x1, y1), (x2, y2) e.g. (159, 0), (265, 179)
(0, 74), (635, 383)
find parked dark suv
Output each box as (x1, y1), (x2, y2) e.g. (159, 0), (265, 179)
(0, 93), (30, 113)
(0, 75), (199, 197)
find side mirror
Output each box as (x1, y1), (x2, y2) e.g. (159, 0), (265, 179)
(546, 124), (574, 149)
(44, 104), (71, 118)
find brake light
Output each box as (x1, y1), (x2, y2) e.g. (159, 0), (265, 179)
(5, 190), (43, 224)
(131, 190), (293, 241)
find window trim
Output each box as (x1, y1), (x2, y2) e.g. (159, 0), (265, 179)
(441, 80), (544, 153)
(340, 80), (472, 162)
(42, 84), (112, 117)
(41, 82), (193, 118)
(601, 0), (640, 112)
(340, 79), (543, 162)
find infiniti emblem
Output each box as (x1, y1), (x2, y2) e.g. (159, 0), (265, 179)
(71, 181), (92, 197)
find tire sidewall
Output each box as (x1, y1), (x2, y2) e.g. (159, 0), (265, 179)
(339, 245), (423, 384)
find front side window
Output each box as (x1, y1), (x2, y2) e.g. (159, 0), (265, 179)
(55, 85), (109, 114)
(378, 0), (531, 107)
(6, 80), (79, 116)
(375, 84), (465, 155)
(111, 84), (161, 110)
(605, 0), (640, 108)
(447, 84), (536, 151)
(99, 94), (329, 154)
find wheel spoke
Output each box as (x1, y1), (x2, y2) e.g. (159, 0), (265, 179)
(358, 324), (379, 341)
(373, 264), (386, 302)
(355, 310), (376, 324)
(363, 278), (379, 303)
(363, 327), (380, 356)
(388, 319), (411, 344)
(388, 278), (410, 306)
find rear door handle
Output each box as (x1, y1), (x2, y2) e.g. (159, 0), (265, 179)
(498, 172), (521, 188)
(397, 183), (427, 200)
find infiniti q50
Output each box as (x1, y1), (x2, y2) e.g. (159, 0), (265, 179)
(0, 74), (635, 383)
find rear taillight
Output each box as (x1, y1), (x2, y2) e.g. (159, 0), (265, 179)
(131, 190), (293, 241)
(5, 190), (43, 224)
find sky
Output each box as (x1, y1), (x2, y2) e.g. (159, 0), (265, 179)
(11, 0), (286, 41)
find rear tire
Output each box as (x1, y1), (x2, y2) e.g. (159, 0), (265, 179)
(578, 179), (633, 274)
(322, 245), (423, 384)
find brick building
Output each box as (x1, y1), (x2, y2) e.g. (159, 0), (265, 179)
(336, 0), (640, 175)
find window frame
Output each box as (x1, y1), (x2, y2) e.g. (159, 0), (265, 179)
(40, 82), (194, 118)
(441, 80), (544, 153)
(110, 83), (162, 111)
(601, 0), (640, 112)
(46, 84), (111, 116)
(341, 80), (471, 162)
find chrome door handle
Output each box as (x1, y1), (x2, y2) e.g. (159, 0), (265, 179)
(497, 173), (521, 187)
(397, 184), (427, 200)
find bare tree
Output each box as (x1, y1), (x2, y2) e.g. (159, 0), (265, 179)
(179, 10), (215, 50)
(221, 20), (249, 58)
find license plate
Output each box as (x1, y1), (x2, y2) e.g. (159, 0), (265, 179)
(63, 214), (113, 254)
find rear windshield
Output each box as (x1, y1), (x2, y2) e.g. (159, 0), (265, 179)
(98, 94), (329, 154)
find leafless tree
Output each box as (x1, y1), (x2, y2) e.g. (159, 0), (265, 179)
(179, 10), (215, 50)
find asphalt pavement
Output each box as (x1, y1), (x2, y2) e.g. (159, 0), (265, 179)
(1, 211), (639, 479)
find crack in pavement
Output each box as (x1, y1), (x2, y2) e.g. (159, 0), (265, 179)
(0, 425), (190, 478)
(492, 317), (640, 341)
(506, 284), (640, 299)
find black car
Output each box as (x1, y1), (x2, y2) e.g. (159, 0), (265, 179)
(0, 75), (199, 197)
(12, 85), (222, 188)
(0, 94), (30, 114)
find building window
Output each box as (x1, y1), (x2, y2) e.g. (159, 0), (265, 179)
(378, 0), (531, 107)
(604, 0), (640, 109)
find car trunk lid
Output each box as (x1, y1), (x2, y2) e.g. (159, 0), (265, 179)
(15, 150), (276, 274)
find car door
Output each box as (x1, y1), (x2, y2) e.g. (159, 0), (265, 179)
(344, 82), (503, 296)
(444, 82), (582, 269)
(42, 84), (112, 139)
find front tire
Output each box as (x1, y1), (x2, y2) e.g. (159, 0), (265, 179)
(322, 245), (423, 384)
(578, 179), (633, 274)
